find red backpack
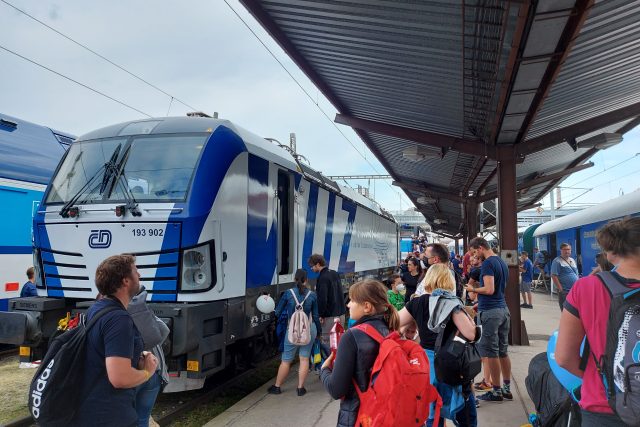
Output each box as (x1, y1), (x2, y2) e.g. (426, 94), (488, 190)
(351, 324), (442, 427)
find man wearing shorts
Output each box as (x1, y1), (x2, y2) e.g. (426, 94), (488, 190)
(464, 237), (512, 402)
(519, 251), (534, 309)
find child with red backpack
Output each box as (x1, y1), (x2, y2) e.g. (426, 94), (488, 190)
(321, 279), (441, 427)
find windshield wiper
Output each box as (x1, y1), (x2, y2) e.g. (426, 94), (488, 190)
(59, 144), (121, 218)
(107, 144), (141, 217)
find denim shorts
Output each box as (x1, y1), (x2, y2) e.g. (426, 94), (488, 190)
(281, 323), (317, 361)
(478, 307), (510, 358)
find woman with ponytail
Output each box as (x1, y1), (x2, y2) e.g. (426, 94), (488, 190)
(320, 279), (399, 427)
(269, 269), (321, 396)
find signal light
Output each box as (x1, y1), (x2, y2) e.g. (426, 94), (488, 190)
(68, 207), (79, 218)
(115, 205), (125, 217)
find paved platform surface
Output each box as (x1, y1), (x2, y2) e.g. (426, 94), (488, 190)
(206, 291), (561, 427)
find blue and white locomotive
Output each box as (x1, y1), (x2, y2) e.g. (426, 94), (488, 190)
(0, 114), (72, 311)
(2, 115), (397, 390)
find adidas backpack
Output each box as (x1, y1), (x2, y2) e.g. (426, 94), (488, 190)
(28, 305), (119, 426)
(287, 288), (312, 346)
(352, 324), (442, 427)
(589, 271), (640, 426)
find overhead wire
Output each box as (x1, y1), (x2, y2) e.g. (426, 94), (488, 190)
(569, 152), (640, 187)
(563, 166), (640, 206)
(554, 152), (640, 202)
(0, 0), (200, 113)
(0, 44), (153, 118)
(222, 0), (412, 208)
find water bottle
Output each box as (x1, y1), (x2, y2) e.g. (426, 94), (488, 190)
(329, 317), (344, 357)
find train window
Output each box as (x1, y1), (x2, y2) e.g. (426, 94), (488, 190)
(277, 170), (292, 275)
(46, 134), (207, 204)
(46, 137), (126, 203)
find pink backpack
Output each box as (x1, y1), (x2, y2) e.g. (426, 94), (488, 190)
(287, 289), (312, 346)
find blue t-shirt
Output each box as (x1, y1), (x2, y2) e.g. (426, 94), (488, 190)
(521, 259), (533, 283)
(20, 281), (37, 297)
(478, 255), (508, 311)
(550, 256), (579, 292)
(451, 258), (462, 275)
(72, 298), (143, 426)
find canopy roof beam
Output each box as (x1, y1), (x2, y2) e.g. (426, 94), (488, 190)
(476, 161), (594, 202)
(336, 113), (493, 158)
(518, 101), (640, 156)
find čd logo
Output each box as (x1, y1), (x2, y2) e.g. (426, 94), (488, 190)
(89, 230), (112, 249)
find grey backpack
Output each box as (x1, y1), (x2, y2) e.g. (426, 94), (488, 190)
(589, 272), (640, 426)
(287, 289), (312, 346)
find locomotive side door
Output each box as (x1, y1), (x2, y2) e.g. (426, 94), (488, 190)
(276, 169), (296, 284)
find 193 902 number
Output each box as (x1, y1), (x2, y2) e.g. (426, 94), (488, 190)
(132, 228), (164, 237)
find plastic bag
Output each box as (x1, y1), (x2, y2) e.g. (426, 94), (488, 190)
(312, 340), (322, 365)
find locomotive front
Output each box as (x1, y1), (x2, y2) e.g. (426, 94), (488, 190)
(1, 117), (248, 390)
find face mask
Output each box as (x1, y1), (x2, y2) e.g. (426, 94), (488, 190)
(397, 283), (406, 295)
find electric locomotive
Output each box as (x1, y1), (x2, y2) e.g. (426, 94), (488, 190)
(0, 115), (398, 391)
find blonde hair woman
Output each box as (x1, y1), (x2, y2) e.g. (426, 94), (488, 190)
(399, 263), (478, 426)
(413, 263), (456, 298)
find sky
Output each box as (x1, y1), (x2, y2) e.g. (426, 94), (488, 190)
(1, 0), (638, 214)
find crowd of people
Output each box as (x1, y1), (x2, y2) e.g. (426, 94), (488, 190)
(270, 218), (640, 427)
(20, 217), (638, 427)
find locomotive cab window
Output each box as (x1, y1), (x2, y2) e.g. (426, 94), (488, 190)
(45, 134), (207, 204)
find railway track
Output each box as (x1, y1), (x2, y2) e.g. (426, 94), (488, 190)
(3, 355), (278, 427)
(0, 348), (18, 361)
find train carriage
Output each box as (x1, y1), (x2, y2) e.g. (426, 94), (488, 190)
(532, 191), (640, 276)
(0, 116), (398, 391)
(0, 114), (72, 311)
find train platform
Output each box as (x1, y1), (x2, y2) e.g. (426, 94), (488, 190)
(206, 292), (561, 427)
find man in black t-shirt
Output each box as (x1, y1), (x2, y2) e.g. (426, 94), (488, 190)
(72, 255), (158, 427)
(309, 254), (345, 345)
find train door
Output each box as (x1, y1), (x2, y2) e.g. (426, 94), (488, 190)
(276, 169), (295, 284)
(574, 228), (582, 275)
(579, 221), (604, 276)
(549, 233), (557, 259)
(556, 229), (577, 263)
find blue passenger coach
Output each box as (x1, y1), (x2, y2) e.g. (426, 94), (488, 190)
(0, 116), (398, 391)
(532, 191), (640, 276)
(0, 114), (72, 311)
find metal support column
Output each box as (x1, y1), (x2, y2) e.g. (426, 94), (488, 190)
(465, 201), (479, 244)
(497, 149), (523, 345)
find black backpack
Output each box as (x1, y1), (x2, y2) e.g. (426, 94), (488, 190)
(433, 310), (481, 386)
(28, 305), (119, 426)
(586, 272), (640, 426)
(525, 352), (582, 427)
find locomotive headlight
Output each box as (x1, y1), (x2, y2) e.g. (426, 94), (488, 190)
(180, 242), (214, 292)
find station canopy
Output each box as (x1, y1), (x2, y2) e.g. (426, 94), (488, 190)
(240, 0), (640, 237)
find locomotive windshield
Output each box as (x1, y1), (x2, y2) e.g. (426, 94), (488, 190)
(46, 134), (206, 204)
